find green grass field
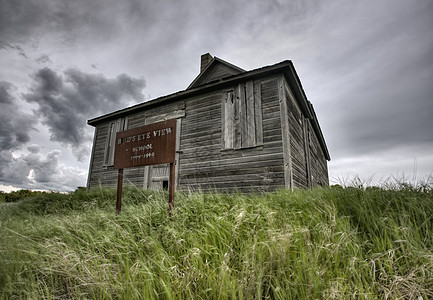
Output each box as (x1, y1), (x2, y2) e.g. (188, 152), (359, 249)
(1, 183), (432, 299)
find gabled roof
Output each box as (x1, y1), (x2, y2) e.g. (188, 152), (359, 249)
(88, 59), (330, 161)
(187, 57), (246, 89)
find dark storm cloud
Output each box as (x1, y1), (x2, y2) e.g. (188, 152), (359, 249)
(0, 81), (36, 151)
(23, 67), (145, 152)
(0, 81), (38, 183)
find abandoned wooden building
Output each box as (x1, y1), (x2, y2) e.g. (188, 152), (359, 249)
(87, 53), (330, 192)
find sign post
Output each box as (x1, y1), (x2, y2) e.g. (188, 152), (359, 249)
(116, 168), (123, 214)
(113, 119), (177, 214)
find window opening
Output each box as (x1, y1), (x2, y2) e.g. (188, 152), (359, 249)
(222, 80), (262, 149)
(163, 180), (169, 190)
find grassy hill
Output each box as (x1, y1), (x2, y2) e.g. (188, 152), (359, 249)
(1, 184), (432, 299)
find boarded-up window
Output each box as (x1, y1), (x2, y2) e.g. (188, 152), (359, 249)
(222, 81), (262, 149)
(103, 118), (128, 166)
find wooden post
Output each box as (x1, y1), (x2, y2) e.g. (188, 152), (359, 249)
(116, 168), (123, 214)
(168, 162), (175, 213)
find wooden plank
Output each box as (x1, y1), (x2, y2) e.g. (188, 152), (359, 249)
(226, 91), (234, 148)
(180, 159), (284, 176)
(143, 166), (150, 188)
(254, 81), (263, 145)
(181, 173), (285, 186)
(180, 152), (283, 170)
(278, 75), (293, 190)
(222, 91), (235, 149)
(175, 118), (181, 190)
(237, 82), (247, 148)
(245, 81), (256, 148)
(263, 133), (283, 144)
(86, 127), (98, 189)
(180, 165), (283, 178)
(143, 110), (185, 125)
(181, 145), (283, 164)
(182, 121), (221, 133)
(109, 120), (120, 166)
(185, 103), (221, 118)
(221, 92), (226, 148)
(181, 168), (284, 181)
(103, 122), (113, 166)
(233, 84), (242, 149)
(186, 95), (221, 110)
(169, 162), (175, 212)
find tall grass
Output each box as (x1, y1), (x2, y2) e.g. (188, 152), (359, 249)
(0, 184), (432, 299)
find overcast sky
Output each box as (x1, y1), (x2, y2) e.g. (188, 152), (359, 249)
(1, 0), (432, 192)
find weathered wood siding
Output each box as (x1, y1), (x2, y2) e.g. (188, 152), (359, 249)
(285, 82), (309, 188)
(279, 77), (329, 189)
(178, 77), (285, 192)
(87, 122), (118, 188)
(87, 73), (328, 192)
(87, 101), (185, 190)
(306, 119), (329, 186)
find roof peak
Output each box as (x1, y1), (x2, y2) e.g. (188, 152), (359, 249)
(188, 54), (246, 89)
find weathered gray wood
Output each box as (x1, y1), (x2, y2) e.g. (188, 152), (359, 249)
(278, 75), (293, 190)
(192, 62), (243, 88)
(143, 166), (150, 188)
(285, 83), (308, 188)
(181, 166), (284, 179)
(103, 122), (113, 166)
(86, 127), (98, 189)
(221, 92), (226, 148)
(254, 81), (263, 145)
(144, 110), (185, 125)
(245, 81), (256, 148)
(238, 82), (247, 148)
(180, 152), (283, 171)
(222, 90), (234, 149)
(307, 121), (329, 186)
(175, 118), (181, 190)
(181, 145), (282, 164)
(148, 164), (170, 191)
(233, 84), (241, 149)
(88, 68), (328, 192)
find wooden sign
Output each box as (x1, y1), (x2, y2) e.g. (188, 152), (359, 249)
(113, 119), (177, 214)
(114, 119), (177, 169)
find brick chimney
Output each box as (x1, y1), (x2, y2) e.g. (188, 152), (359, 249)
(200, 53), (213, 73)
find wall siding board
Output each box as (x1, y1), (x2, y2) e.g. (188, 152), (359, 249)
(254, 81), (263, 145)
(245, 80), (256, 148)
(277, 75), (292, 190)
(308, 120), (329, 186)
(238, 82), (248, 149)
(288, 92), (307, 188)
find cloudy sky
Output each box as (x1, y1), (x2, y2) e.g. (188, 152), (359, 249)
(1, 0), (432, 192)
